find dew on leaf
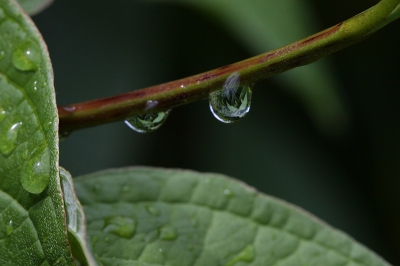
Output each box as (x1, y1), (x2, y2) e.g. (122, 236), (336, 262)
(5, 220), (13, 236)
(12, 40), (41, 71)
(209, 72), (252, 123)
(0, 50), (5, 60)
(145, 204), (160, 216)
(0, 121), (22, 157)
(224, 245), (255, 266)
(124, 110), (170, 133)
(158, 224), (178, 241)
(223, 189), (234, 198)
(20, 148), (50, 194)
(0, 107), (7, 123)
(103, 216), (136, 239)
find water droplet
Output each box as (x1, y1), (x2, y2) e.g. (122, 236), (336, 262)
(12, 40), (41, 71)
(158, 248), (163, 253)
(145, 205), (160, 216)
(104, 236), (110, 243)
(103, 216), (136, 239)
(0, 121), (22, 157)
(204, 178), (211, 184)
(209, 72), (252, 123)
(5, 220), (13, 236)
(33, 80), (38, 91)
(223, 189), (234, 198)
(43, 121), (52, 132)
(20, 148), (50, 194)
(145, 100), (159, 110)
(0, 51), (5, 60)
(158, 224), (177, 241)
(0, 108), (7, 123)
(125, 110), (170, 133)
(224, 245), (255, 266)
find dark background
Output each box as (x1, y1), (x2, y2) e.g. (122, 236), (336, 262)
(32, 0), (400, 263)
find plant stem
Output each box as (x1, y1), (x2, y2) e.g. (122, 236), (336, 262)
(58, 0), (400, 135)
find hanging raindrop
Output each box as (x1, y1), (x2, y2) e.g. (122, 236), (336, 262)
(209, 72), (252, 123)
(125, 110), (170, 133)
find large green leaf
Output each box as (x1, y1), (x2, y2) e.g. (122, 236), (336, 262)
(152, 0), (348, 135)
(74, 167), (390, 266)
(0, 0), (73, 265)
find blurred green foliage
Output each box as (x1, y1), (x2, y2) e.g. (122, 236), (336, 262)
(31, 0), (400, 263)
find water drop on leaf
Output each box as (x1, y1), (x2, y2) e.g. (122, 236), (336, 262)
(124, 110), (170, 133)
(0, 121), (22, 157)
(223, 189), (234, 198)
(209, 72), (252, 123)
(158, 224), (178, 240)
(12, 40), (41, 71)
(224, 245), (255, 266)
(0, 50), (5, 60)
(145, 204), (160, 216)
(20, 148), (50, 194)
(103, 216), (136, 239)
(5, 220), (13, 236)
(0, 108), (7, 123)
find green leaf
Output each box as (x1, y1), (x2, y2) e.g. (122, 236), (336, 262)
(60, 167), (97, 266)
(74, 167), (390, 266)
(0, 0), (73, 265)
(152, 0), (349, 135)
(16, 0), (53, 15)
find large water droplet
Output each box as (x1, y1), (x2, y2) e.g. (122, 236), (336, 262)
(209, 72), (252, 123)
(124, 110), (170, 133)
(158, 224), (177, 241)
(20, 148), (50, 194)
(12, 41), (41, 71)
(103, 216), (136, 239)
(0, 121), (22, 157)
(225, 245), (255, 266)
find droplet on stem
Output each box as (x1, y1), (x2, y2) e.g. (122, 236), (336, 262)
(209, 72), (252, 123)
(124, 110), (170, 133)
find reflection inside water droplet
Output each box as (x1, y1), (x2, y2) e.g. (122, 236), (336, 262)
(158, 224), (177, 240)
(209, 72), (252, 123)
(125, 110), (170, 133)
(12, 41), (41, 71)
(20, 148), (50, 194)
(0, 121), (22, 157)
(103, 216), (136, 239)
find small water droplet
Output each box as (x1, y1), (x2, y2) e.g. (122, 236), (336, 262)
(0, 121), (22, 157)
(158, 248), (163, 253)
(43, 121), (52, 132)
(104, 236), (110, 243)
(158, 224), (177, 241)
(209, 72), (252, 123)
(5, 220), (13, 236)
(145, 205), (160, 216)
(33, 80), (38, 91)
(224, 245), (255, 266)
(20, 148), (50, 194)
(223, 189), (234, 198)
(124, 110), (170, 133)
(0, 50), (5, 60)
(0, 108), (7, 123)
(103, 216), (136, 239)
(12, 41), (41, 71)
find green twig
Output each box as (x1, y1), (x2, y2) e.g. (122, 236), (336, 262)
(58, 0), (400, 135)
